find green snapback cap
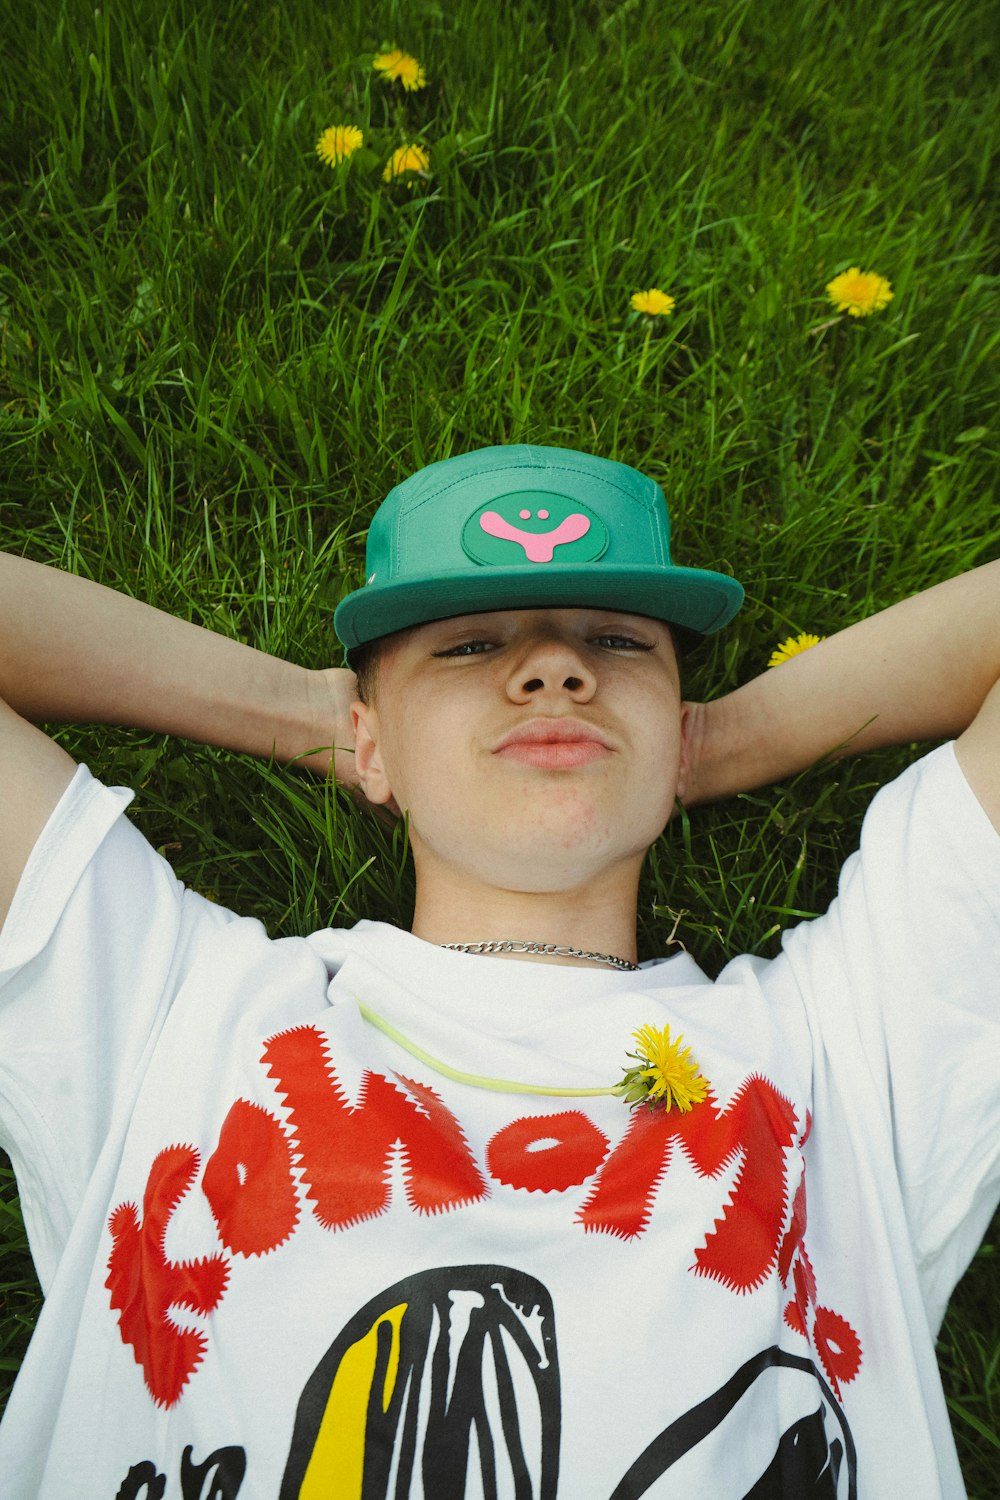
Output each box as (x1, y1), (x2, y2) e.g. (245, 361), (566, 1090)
(334, 444), (743, 655)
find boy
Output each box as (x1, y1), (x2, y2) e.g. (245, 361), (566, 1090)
(1, 443), (998, 1497)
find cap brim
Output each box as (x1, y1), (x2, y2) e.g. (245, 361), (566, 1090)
(334, 563), (744, 653)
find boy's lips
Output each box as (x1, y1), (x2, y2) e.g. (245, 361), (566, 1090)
(495, 718), (614, 749)
(493, 718), (615, 768)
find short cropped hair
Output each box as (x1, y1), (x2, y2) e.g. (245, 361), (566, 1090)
(348, 640), (382, 706)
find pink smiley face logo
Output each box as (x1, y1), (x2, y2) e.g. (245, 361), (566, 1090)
(478, 508), (591, 562)
(461, 493), (610, 568)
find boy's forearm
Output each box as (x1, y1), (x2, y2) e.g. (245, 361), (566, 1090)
(686, 559), (1000, 805)
(0, 553), (318, 763)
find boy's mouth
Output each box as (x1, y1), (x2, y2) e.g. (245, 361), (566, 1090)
(493, 718), (615, 769)
(497, 741), (612, 769)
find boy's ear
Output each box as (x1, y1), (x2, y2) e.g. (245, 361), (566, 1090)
(675, 700), (692, 802)
(351, 703), (399, 812)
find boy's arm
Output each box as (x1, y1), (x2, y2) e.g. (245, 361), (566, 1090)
(0, 553), (360, 926)
(684, 559), (1000, 830)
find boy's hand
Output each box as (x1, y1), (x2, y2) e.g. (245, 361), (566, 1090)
(301, 667), (403, 819)
(0, 554), (376, 804)
(678, 699), (711, 810)
(679, 559), (1000, 828)
(297, 667), (364, 791)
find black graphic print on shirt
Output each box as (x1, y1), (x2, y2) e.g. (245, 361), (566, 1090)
(275, 1271), (857, 1500)
(112, 1277), (857, 1499)
(610, 1347), (857, 1499)
(278, 1265), (560, 1499)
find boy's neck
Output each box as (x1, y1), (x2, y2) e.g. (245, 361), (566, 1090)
(410, 866), (641, 970)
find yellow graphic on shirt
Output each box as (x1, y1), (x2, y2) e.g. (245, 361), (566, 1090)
(299, 1302), (406, 1499)
(279, 1265), (561, 1499)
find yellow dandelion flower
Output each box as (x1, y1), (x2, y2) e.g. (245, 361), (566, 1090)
(825, 267), (894, 318)
(617, 1023), (709, 1113)
(630, 287), (676, 316)
(315, 124), (364, 167)
(767, 633), (825, 668)
(373, 48), (427, 91)
(382, 143), (430, 183)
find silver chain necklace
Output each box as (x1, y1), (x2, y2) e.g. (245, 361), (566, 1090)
(439, 939), (639, 972)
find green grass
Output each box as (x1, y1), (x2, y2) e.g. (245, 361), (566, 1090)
(1, 0), (998, 1488)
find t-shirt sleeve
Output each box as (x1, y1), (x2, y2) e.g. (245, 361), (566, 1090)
(780, 742), (1000, 1326)
(0, 763), (237, 1289)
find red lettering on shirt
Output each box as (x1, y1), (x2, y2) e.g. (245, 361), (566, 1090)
(106, 1146), (230, 1407)
(106, 1050), (866, 1411)
(779, 1130), (862, 1400)
(262, 1024), (488, 1229)
(487, 1111), (610, 1192)
(577, 1076), (799, 1290)
(813, 1305), (863, 1395)
(784, 1244), (817, 1336)
(778, 1173), (808, 1288)
(203, 1099), (299, 1257)
(785, 1239), (863, 1398)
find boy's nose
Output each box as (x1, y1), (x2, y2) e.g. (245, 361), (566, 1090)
(506, 639), (597, 701)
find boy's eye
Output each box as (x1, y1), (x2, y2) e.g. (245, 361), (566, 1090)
(433, 634), (653, 657)
(433, 640), (496, 657)
(593, 634), (653, 651)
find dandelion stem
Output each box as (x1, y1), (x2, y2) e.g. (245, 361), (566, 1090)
(356, 1000), (619, 1098)
(638, 323), (653, 382)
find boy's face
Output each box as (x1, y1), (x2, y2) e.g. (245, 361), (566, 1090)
(351, 607), (688, 897)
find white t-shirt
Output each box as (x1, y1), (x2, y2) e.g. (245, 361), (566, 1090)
(0, 745), (998, 1499)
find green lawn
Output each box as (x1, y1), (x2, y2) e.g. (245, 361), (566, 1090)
(1, 0), (998, 1488)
